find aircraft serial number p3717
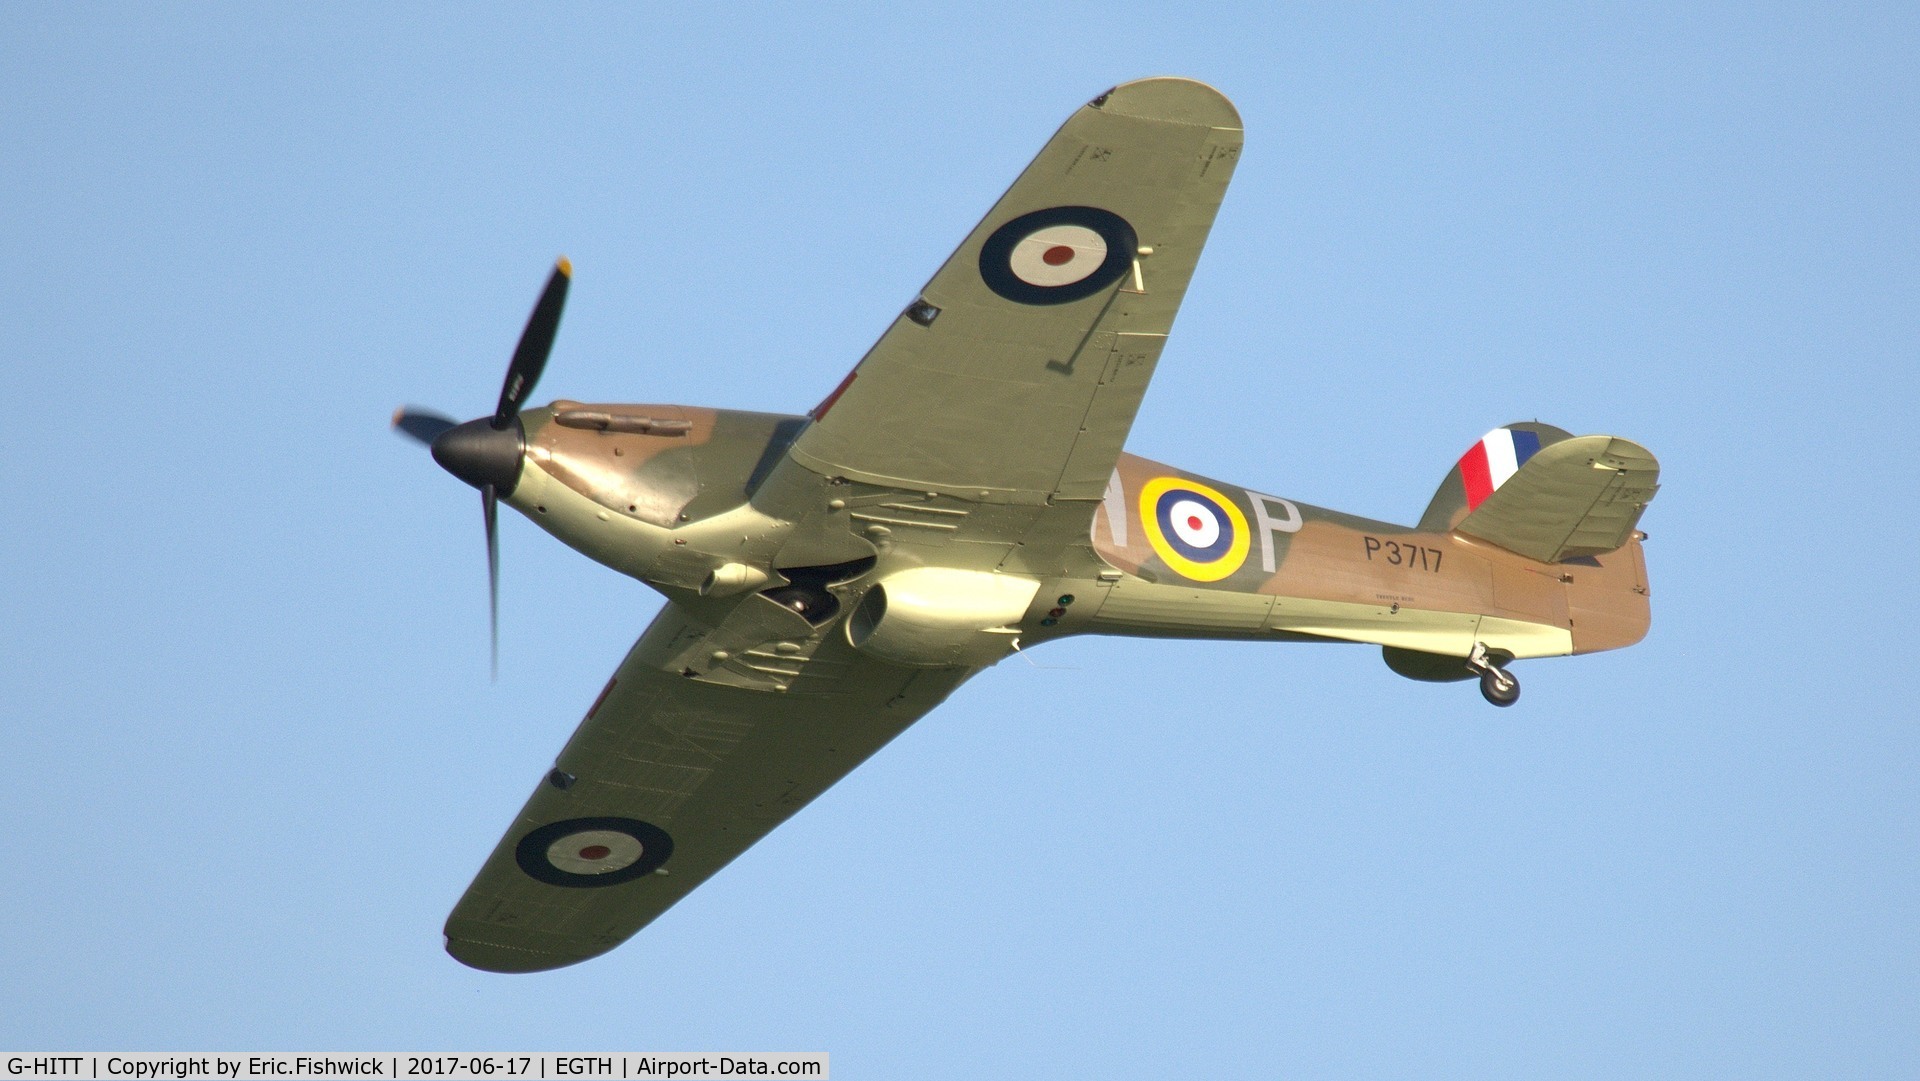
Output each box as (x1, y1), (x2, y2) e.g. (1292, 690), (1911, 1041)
(1362, 537), (1445, 572)
(394, 78), (1660, 972)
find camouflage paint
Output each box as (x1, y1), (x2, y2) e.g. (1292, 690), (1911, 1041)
(434, 77), (1659, 974)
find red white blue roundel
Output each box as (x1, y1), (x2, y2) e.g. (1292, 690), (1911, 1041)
(1165, 495), (1224, 550)
(515, 816), (674, 888)
(979, 206), (1138, 305)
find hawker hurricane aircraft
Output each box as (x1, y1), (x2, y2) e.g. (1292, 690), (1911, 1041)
(394, 78), (1659, 972)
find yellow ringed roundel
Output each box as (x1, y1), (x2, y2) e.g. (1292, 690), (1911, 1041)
(1138, 476), (1251, 582)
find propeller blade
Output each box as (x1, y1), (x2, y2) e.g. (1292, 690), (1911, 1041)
(392, 406), (457, 446)
(484, 482), (500, 680)
(494, 257), (572, 427)
(403, 260), (570, 678)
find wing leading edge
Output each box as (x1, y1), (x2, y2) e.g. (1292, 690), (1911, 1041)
(444, 603), (971, 972)
(790, 77), (1242, 505)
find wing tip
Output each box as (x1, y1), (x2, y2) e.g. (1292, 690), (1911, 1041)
(1093, 76), (1241, 129)
(444, 927), (607, 974)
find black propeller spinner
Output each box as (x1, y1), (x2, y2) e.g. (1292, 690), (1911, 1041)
(393, 258), (572, 675)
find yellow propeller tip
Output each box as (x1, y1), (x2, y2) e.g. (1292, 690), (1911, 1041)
(556, 256), (573, 277)
(390, 406), (406, 428)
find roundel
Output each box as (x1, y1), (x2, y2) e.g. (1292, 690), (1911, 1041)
(1138, 476), (1252, 582)
(979, 206), (1137, 305)
(515, 816), (674, 888)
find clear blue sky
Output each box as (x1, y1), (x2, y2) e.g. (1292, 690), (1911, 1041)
(4, 3), (1915, 1076)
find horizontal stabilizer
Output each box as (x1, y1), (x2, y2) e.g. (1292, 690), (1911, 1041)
(1452, 432), (1659, 563)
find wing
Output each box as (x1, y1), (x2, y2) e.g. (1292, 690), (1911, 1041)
(789, 77), (1242, 505)
(444, 602), (972, 972)
(1455, 435), (1660, 563)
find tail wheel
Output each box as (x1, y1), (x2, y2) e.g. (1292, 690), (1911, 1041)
(1479, 667), (1520, 707)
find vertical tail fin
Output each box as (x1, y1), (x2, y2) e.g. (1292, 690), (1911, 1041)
(1419, 422), (1573, 532)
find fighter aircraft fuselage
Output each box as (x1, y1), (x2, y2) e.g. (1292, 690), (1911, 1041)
(503, 401), (1649, 690)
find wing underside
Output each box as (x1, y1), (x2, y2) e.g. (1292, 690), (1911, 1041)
(444, 603), (970, 972)
(789, 77), (1242, 505)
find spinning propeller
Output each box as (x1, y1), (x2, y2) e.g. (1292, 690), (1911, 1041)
(393, 258), (572, 675)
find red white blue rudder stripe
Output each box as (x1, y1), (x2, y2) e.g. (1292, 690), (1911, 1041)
(1457, 427), (1543, 510)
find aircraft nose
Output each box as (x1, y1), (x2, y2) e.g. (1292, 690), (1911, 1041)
(431, 416), (525, 496)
